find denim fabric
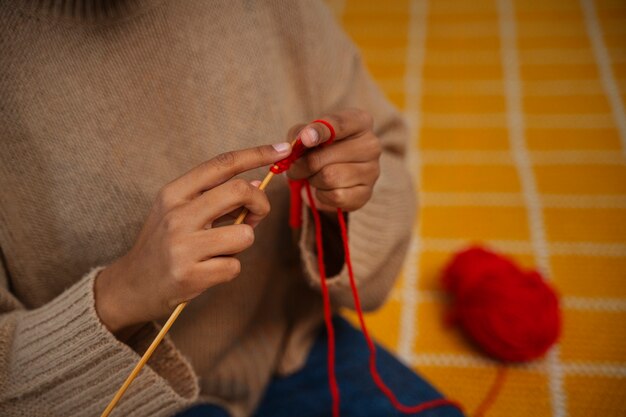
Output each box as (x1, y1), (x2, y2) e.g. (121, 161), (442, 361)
(177, 316), (464, 417)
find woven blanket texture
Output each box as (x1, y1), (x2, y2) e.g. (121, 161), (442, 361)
(326, 1), (626, 416)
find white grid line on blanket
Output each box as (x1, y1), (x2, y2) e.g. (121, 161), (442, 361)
(421, 238), (626, 257)
(420, 193), (626, 208)
(407, 354), (626, 378)
(419, 150), (625, 165)
(498, 1), (566, 414)
(374, 79), (612, 96)
(581, 0), (626, 156)
(389, 290), (626, 313)
(397, 0), (429, 362)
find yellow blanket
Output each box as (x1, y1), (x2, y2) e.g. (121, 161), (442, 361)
(329, 0), (626, 415)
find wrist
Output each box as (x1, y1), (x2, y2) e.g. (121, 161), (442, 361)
(94, 260), (134, 334)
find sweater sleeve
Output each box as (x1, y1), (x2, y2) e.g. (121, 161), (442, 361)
(296, 0), (417, 311)
(0, 263), (199, 416)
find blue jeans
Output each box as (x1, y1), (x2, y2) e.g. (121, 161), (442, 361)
(177, 316), (463, 417)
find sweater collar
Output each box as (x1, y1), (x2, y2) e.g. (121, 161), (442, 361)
(14, 0), (164, 22)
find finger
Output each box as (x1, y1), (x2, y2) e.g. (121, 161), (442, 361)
(210, 180), (264, 228)
(189, 256), (242, 293)
(211, 208), (243, 228)
(299, 186), (338, 213)
(287, 123), (307, 142)
(298, 108), (373, 147)
(315, 185), (373, 212)
(243, 180), (265, 227)
(157, 142), (291, 209)
(307, 161), (380, 191)
(183, 224), (255, 261)
(287, 132), (381, 180)
(178, 178), (271, 230)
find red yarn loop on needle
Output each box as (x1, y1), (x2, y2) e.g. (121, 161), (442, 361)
(270, 119), (336, 175)
(271, 119), (337, 228)
(270, 140), (308, 174)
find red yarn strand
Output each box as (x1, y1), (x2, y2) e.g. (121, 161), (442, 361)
(335, 208), (463, 415)
(276, 120), (463, 416)
(270, 140), (308, 174)
(312, 119), (336, 144)
(474, 367), (507, 417)
(287, 179), (305, 228)
(304, 181), (341, 417)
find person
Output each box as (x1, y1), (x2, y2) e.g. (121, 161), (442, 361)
(0, 1), (462, 416)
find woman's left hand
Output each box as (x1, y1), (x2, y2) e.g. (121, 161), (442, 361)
(286, 108), (382, 212)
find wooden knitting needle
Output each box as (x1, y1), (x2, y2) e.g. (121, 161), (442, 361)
(101, 169), (277, 417)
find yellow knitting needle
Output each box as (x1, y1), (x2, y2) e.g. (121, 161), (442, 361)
(101, 169), (276, 417)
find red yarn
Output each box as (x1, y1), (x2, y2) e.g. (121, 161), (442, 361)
(473, 367), (508, 417)
(274, 120), (462, 416)
(287, 179), (305, 228)
(311, 118), (336, 144)
(274, 122), (559, 414)
(442, 246), (561, 362)
(304, 182), (341, 417)
(270, 140), (308, 174)
(334, 206), (463, 415)
(270, 119), (336, 176)
(273, 119), (336, 228)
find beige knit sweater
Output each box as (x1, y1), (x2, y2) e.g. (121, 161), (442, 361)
(0, 1), (415, 416)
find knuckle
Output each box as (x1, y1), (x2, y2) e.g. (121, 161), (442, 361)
(327, 188), (345, 206)
(215, 151), (236, 168)
(357, 109), (374, 129)
(254, 146), (267, 161)
(169, 257), (191, 287)
(305, 152), (324, 173)
(230, 178), (252, 197)
(165, 236), (185, 262)
(333, 113), (348, 134)
(319, 166), (339, 187)
(223, 259), (241, 280)
(162, 210), (183, 232)
(360, 132), (381, 158)
(370, 136), (382, 158)
(156, 184), (177, 210)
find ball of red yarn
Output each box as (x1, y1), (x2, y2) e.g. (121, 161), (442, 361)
(442, 246), (561, 362)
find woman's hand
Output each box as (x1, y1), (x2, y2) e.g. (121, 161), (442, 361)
(95, 143), (292, 333)
(286, 108), (381, 212)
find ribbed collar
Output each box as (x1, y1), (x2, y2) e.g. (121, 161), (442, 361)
(12, 0), (164, 22)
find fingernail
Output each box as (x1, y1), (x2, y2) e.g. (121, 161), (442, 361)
(272, 142), (291, 153)
(301, 127), (319, 146)
(250, 180), (262, 188)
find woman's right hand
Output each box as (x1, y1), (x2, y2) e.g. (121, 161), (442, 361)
(94, 142), (292, 333)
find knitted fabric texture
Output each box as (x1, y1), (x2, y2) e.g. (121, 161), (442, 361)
(0, 1), (415, 416)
